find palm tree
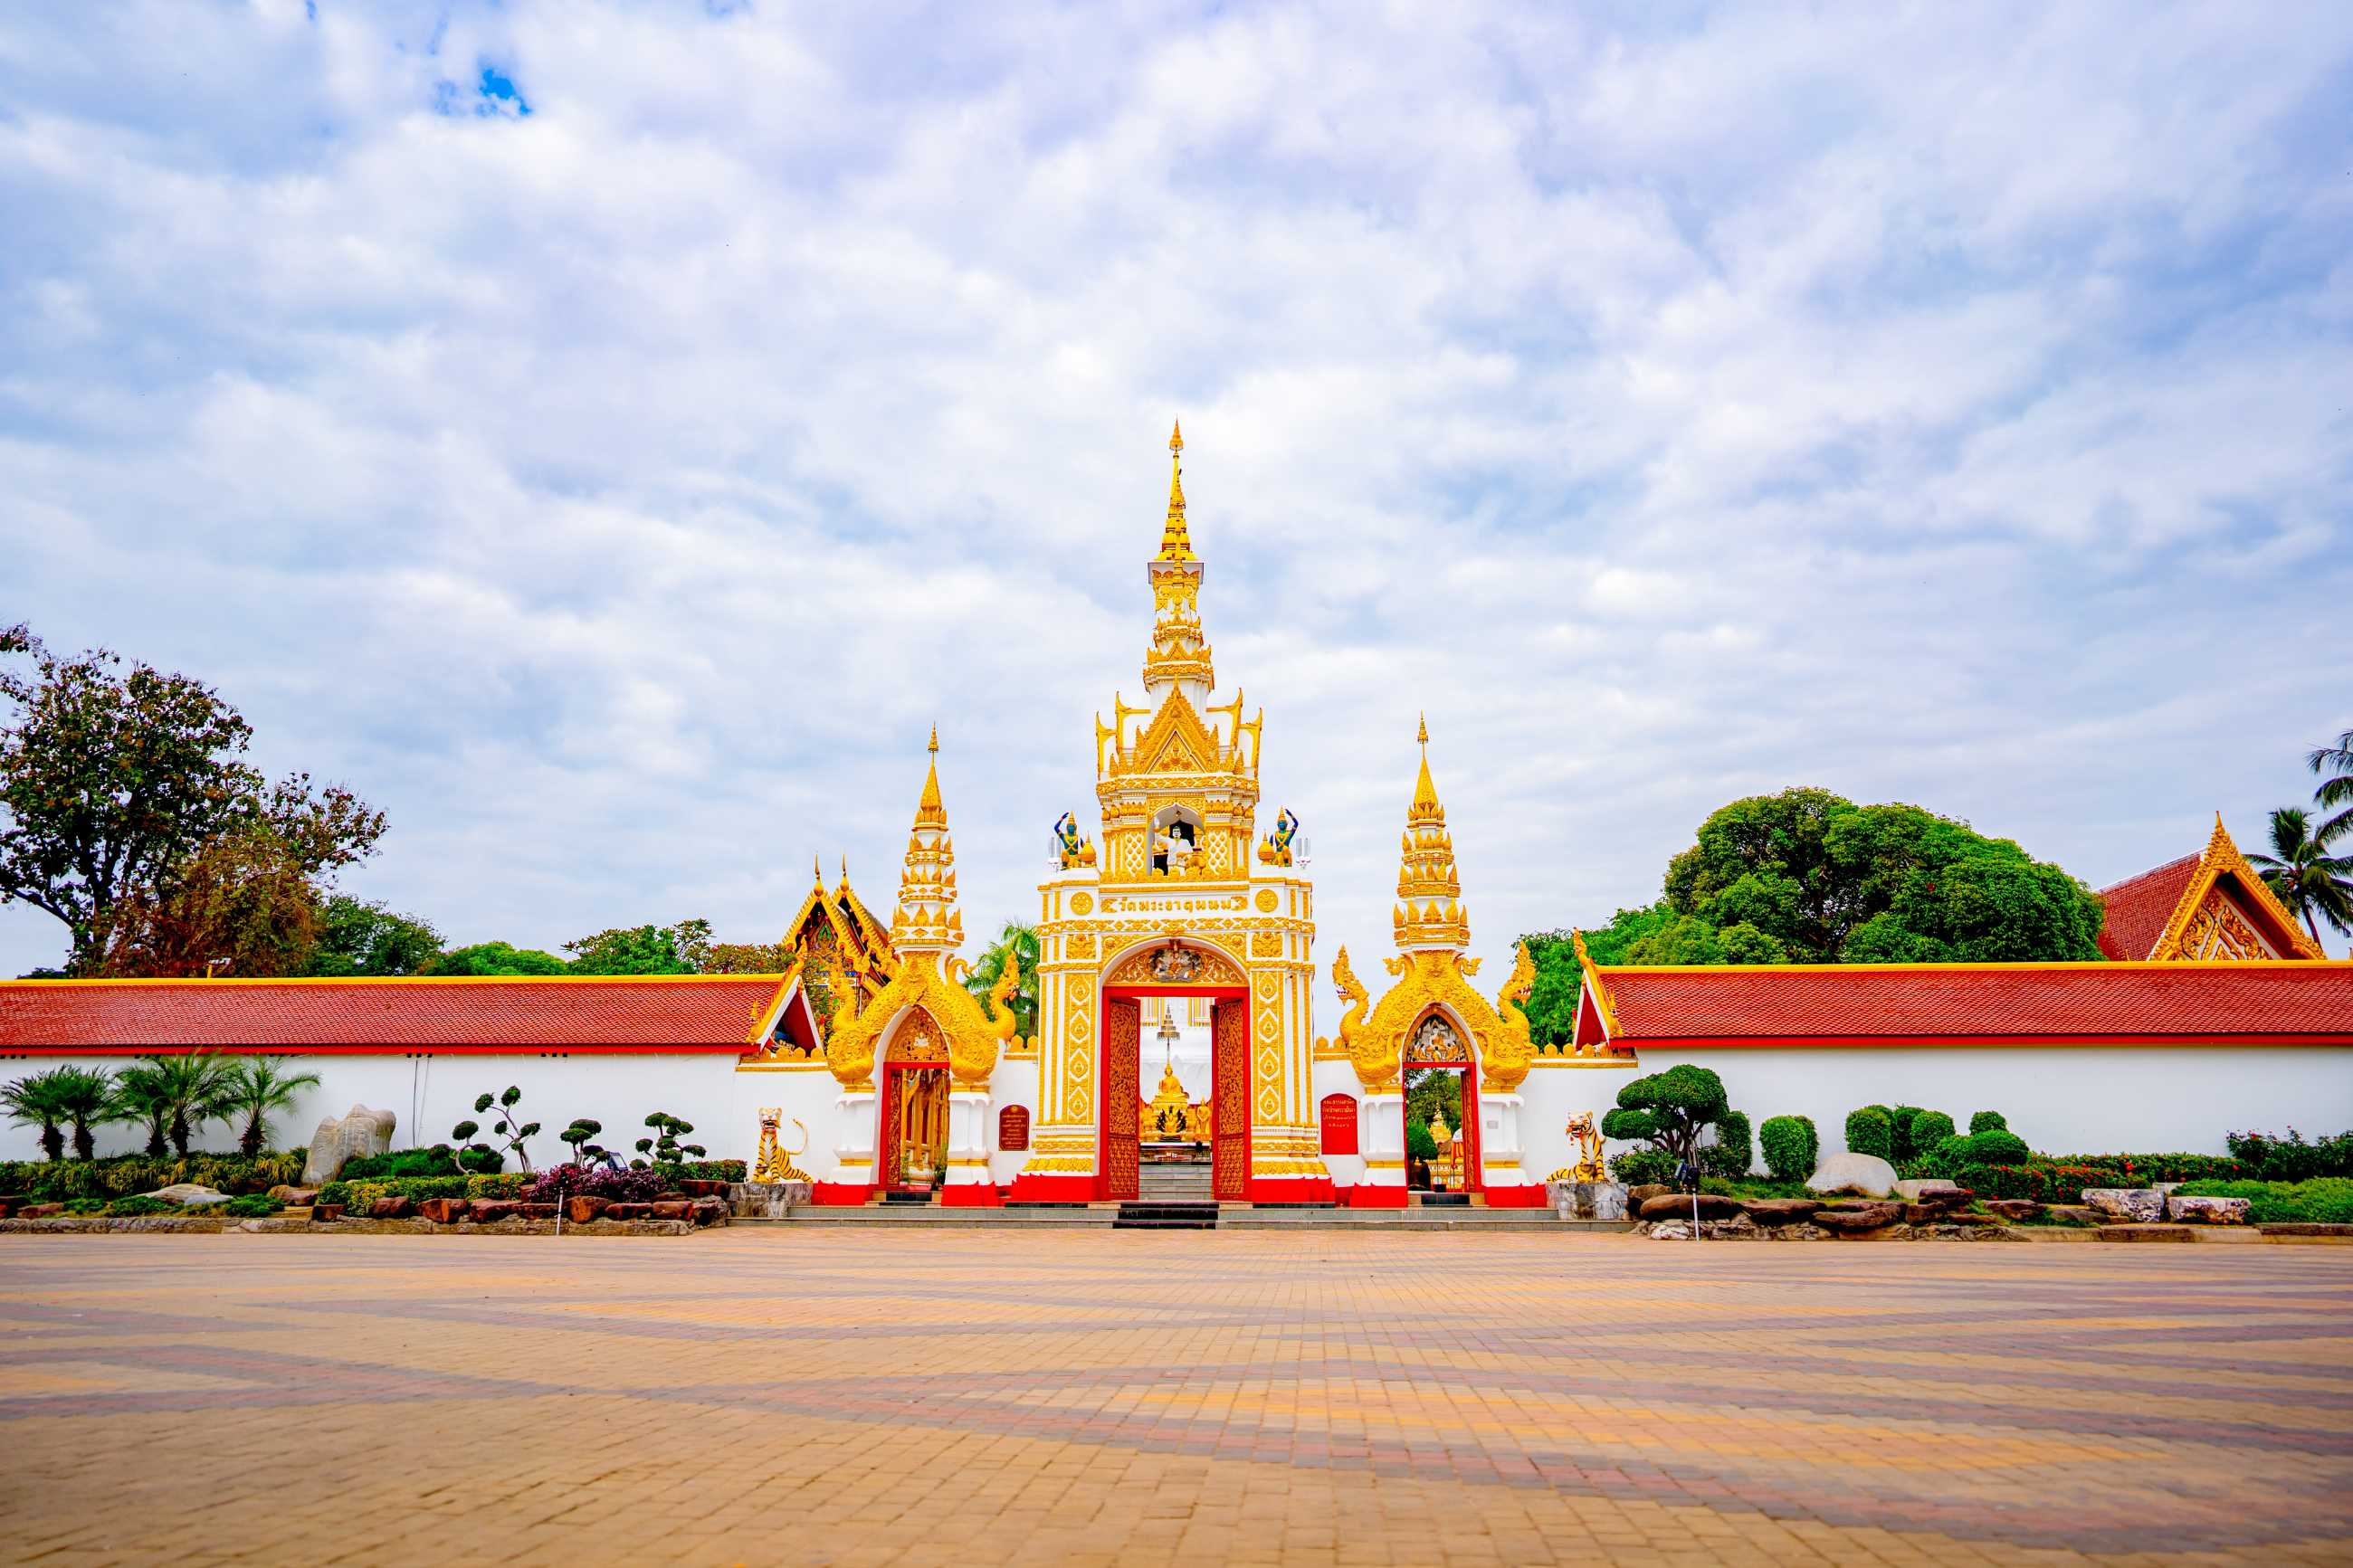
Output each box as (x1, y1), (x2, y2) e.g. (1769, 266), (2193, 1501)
(222, 1057), (321, 1158)
(2248, 806), (2353, 952)
(964, 919), (1042, 1041)
(0, 1069), (72, 1162)
(107, 1062), (172, 1156)
(135, 1051), (237, 1159)
(2310, 727), (2353, 845)
(44, 1067), (115, 1161)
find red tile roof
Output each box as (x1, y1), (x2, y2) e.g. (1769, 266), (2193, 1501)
(1592, 962), (2353, 1046)
(2094, 853), (2202, 961)
(0, 977), (789, 1050)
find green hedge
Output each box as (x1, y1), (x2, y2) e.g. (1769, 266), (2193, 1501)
(1609, 1147), (1674, 1185)
(318, 1173), (527, 1209)
(0, 1153), (303, 1202)
(2046, 1153), (2256, 1184)
(2172, 1178), (2353, 1224)
(1907, 1110), (1957, 1152)
(1968, 1110), (2007, 1135)
(1758, 1115), (1817, 1182)
(656, 1160), (747, 1183)
(1956, 1162), (2112, 1203)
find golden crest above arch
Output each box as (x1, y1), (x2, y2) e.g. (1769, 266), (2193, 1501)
(1101, 933), (1249, 989)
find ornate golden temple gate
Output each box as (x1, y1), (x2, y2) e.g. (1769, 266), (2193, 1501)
(1101, 981), (1249, 1202)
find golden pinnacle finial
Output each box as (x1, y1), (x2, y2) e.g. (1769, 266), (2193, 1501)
(1157, 423), (1196, 564)
(929, 724), (938, 755)
(1418, 713), (1428, 748)
(813, 855), (824, 885)
(1170, 419), (1183, 453)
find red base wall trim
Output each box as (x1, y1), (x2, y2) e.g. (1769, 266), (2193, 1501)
(1005, 1173), (1096, 1202)
(1346, 1184), (1409, 1209)
(938, 1183), (1004, 1207)
(810, 1182), (872, 1207)
(1247, 1176), (1338, 1204)
(1481, 1183), (1548, 1208)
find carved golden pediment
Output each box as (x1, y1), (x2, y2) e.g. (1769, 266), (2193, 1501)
(1107, 940), (1245, 988)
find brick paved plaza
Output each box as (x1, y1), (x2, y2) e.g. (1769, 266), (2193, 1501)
(2, 1233), (2350, 1565)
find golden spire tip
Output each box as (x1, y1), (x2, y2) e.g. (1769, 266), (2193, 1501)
(1170, 419), (1183, 453)
(1417, 713), (1429, 747)
(928, 724), (938, 754)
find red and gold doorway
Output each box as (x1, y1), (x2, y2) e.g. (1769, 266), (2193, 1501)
(1101, 982), (1249, 1202)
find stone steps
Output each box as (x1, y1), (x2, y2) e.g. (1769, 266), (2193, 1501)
(1114, 1201), (1217, 1230)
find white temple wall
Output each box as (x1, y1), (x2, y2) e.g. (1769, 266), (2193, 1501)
(989, 1055), (1042, 1184)
(1633, 1046), (2353, 1164)
(0, 1053), (763, 1169)
(1517, 1060), (1641, 1181)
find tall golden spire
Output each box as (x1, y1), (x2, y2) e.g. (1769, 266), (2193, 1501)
(1143, 423), (1214, 693)
(1157, 421), (1196, 564)
(893, 727), (961, 953)
(1395, 717), (1468, 950)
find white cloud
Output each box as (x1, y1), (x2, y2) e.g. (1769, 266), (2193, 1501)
(3, 0), (2349, 975)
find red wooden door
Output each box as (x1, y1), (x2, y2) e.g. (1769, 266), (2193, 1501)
(1102, 998), (1140, 1201)
(1212, 999), (1250, 1200)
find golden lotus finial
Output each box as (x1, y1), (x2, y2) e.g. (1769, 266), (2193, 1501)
(929, 724), (938, 754)
(1417, 713), (1428, 748)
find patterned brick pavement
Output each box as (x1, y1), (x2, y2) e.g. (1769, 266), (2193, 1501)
(2, 1231), (2349, 1565)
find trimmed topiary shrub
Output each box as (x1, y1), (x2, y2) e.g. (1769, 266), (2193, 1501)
(1700, 1110), (1754, 1178)
(1908, 1110), (1957, 1152)
(465, 1173), (528, 1201)
(1844, 1106), (1894, 1160)
(1888, 1106), (1928, 1164)
(1968, 1110), (2007, 1135)
(1758, 1115), (1817, 1183)
(1958, 1162), (2109, 1203)
(1967, 1128), (2032, 1165)
(218, 1194), (282, 1218)
(0, 1153), (303, 1202)
(660, 1160), (748, 1184)
(1406, 1120), (1438, 1161)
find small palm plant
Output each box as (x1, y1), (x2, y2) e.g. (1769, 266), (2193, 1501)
(222, 1057), (323, 1159)
(46, 1067), (116, 1161)
(1, 1069), (73, 1162)
(2310, 727), (2353, 845)
(136, 1051), (238, 1159)
(107, 1063), (173, 1156)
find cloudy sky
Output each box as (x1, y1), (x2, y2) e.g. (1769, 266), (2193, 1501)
(4, 1), (2349, 981)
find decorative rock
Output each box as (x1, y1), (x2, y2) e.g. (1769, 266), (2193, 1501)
(142, 1183), (232, 1207)
(1893, 1180), (1962, 1201)
(691, 1196), (728, 1226)
(1627, 1183), (1673, 1207)
(1901, 1200), (1972, 1223)
(367, 1197), (414, 1220)
(1740, 1199), (1823, 1227)
(2166, 1194), (2251, 1225)
(605, 1202), (652, 1220)
(518, 1202), (557, 1221)
(649, 1200), (693, 1221)
(680, 1180), (730, 1198)
(311, 1203), (345, 1222)
(1805, 1154), (1900, 1198)
(1638, 1193), (1742, 1221)
(2084, 1188), (2167, 1224)
(1646, 1220), (1691, 1240)
(418, 1198), (470, 1224)
(469, 1201), (519, 1223)
(267, 1185), (320, 1205)
(2044, 1204), (2101, 1226)
(1982, 1199), (2043, 1220)
(567, 1196), (610, 1224)
(21, 1202), (64, 1219)
(1547, 1180), (1629, 1222)
(1810, 1202), (1901, 1231)
(303, 1104), (397, 1185)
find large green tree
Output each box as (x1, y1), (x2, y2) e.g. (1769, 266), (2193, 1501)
(564, 918), (712, 975)
(0, 625), (386, 974)
(1652, 788), (2102, 964)
(428, 941), (568, 977)
(1517, 789), (2104, 1024)
(303, 896), (444, 976)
